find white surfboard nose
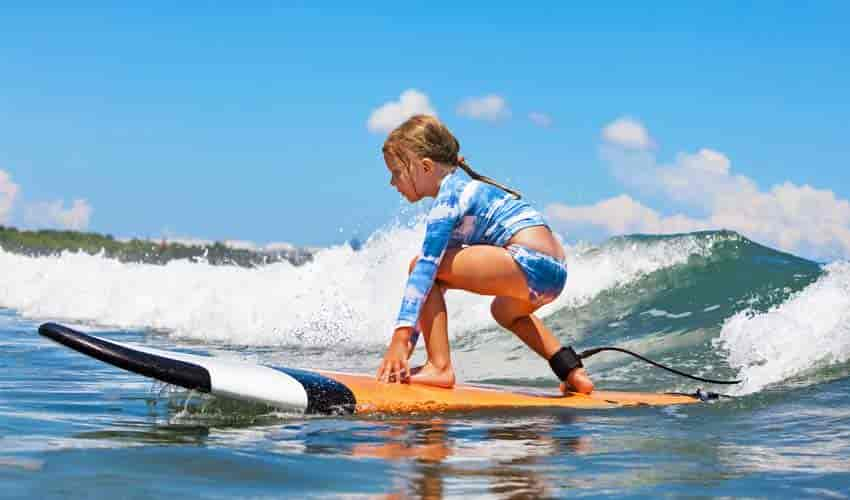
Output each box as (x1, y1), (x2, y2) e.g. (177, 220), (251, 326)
(129, 344), (312, 412)
(38, 323), (311, 412)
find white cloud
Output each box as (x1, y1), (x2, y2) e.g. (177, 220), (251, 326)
(367, 89), (437, 134)
(546, 195), (708, 237)
(0, 169), (20, 224)
(602, 116), (653, 150)
(528, 112), (553, 128)
(603, 146), (757, 211)
(25, 199), (92, 231)
(709, 182), (850, 259)
(457, 94), (510, 121)
(547, 121), (850, 260)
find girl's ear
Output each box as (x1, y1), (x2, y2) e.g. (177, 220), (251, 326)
(421, 157), (434, 172)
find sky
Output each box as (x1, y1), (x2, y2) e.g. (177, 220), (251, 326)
(0, 3), (848, 260)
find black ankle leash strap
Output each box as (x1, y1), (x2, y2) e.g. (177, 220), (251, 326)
(548, 346), (583, 381)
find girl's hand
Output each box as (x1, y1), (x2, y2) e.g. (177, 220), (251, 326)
(377, 327), (414, 383)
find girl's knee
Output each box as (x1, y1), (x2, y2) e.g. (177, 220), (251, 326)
(491, 297), (537, 329)
(408, 256), (418, 274)
(490, 300), (518, 329)
(490, 305), (508, 329)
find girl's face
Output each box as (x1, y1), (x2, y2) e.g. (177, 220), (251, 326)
(384, 150), (426, 202)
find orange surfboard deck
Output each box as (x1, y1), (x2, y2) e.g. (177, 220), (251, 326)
(320, 371), (700, 414)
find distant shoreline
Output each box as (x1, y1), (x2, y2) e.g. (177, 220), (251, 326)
(0, 225), (314, 267)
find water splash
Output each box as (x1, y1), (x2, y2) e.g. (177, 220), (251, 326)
(718, 262), (850, 394)
(0, 224), (728, 350)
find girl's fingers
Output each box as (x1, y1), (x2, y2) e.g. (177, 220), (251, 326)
(377, 354), (413, 384)
(401, 360), (410, 382)
(391, 361), (402, 383)
(391, 360), (408, 383)
(379, 360), (398, 383)
(377, 361), (389, 383)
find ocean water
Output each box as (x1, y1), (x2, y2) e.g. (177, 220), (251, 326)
(1, 228), (849, 499)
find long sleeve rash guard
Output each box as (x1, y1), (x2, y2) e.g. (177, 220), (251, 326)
(395, 169), (549, 330)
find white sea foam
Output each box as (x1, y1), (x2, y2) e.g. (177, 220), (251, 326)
(641, 308), (693, 319)
(718, 261), (850, 394)
(0, 224), (718, 350)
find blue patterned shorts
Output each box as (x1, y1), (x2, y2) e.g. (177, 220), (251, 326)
(505, 244), (568, 307)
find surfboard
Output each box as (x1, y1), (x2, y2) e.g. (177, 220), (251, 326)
(38, 322), (708, 415)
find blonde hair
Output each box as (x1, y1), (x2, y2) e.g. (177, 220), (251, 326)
(382, 115), (522, 199)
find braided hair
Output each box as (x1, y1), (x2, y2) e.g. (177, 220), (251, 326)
(382, 115), (522, 199)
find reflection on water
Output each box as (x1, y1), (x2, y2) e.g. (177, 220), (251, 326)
(67, 398), (597, 499)
(277, 413), (594, 499)
(349, 416), (593, 499)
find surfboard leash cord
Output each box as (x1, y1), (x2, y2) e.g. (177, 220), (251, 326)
(578, 346), (742, 386)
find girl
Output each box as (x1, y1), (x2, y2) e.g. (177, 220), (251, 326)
(376, 115), (594, 395)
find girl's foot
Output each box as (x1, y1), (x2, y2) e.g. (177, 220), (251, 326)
(560, 367), (594, 395)
(409, 362), (456, 388)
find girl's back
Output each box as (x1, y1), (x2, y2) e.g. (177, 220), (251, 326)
(441, 171), (549, 248)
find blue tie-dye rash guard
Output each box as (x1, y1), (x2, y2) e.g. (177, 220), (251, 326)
(395, 169), (550, 330)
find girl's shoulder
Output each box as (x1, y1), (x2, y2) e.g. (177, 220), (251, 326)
(442, 168), (470, 190)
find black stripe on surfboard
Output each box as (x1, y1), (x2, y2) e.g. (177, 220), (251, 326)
(38, 322), (212, 393)
(275, 368), (356, 415)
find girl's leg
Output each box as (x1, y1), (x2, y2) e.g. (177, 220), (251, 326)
(401, 248), (513, 389)
(490, 296), (561, 358)
(491, 296), (594, 394)
(408, 281), (455, 388)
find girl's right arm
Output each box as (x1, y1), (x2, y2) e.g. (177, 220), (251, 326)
(377, 184), (461, 383)
(394, 187), (460, 330)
